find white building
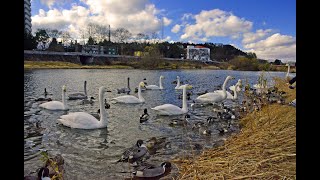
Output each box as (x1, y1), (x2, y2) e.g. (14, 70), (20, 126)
(24, 0), (32, 34)
(186, 45), (211, 61)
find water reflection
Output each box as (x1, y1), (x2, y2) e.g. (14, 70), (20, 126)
(24, 69), (290, 179)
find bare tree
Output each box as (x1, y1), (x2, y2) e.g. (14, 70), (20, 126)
(136, 33), (148, 43)
(113, 28), (132, 43)
(61, 31), (72, 45)
(150, 32), (159, 43)
(47, 29), (62, 39)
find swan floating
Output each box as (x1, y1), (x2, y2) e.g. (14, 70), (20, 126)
(229, 79), (242, 92)
(68, 81), (88, 100)
(57, 86), (108, 129)
(112, 82), (146, 104)
(196, 76), (235, 104)
(132, 162), (171, 178)
(146, 75), (165, 90)
(174, 76), (184, 89)
(151, 84), (192, 116)
(117, 77), (131, 94)
(39, 85), (69, 110)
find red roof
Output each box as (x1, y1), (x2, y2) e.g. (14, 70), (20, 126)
(195, 45), (205, 48)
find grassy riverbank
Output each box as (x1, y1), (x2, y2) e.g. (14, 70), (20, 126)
(173, 78), (296, 179)
(24, 60), (221, 70)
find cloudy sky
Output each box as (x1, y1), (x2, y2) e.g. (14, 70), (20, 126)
(30, 0), (296, 62)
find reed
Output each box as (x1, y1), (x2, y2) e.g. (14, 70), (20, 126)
(172, 78), (296, 179)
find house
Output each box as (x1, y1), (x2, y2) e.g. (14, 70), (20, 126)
(186, 45), (211, 61)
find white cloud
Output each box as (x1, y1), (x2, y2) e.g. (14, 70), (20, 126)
(32, 0), (169, 42)
(171, 24), (181, 33)
(180, 9), (253, 41)
(181, 13), (193, 21)
(242, 29), (273, 44)
(40, 0), (55, 8)
(163, 17), (172, 26)
(243, 33), (296, 61)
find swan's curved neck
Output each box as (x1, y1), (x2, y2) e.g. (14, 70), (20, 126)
(286, 65), (290, 76)
(159, 77), (163, 89)
(182, 86), (187, 111)
(138, 85), (144, 101)
(176, 78), (180, 88)
(222, 77), (230, 92)
(99, 89), (107, 125)
(84, 82), (87, 96)
(62, 89), (67, 109)
(127, 78), (130, 90)
(233, 84), (238, 99)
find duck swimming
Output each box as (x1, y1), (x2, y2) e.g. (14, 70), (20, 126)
(169, 114), (190, 126)
(80, 97), (95, 105)
(24, 167), (51, 180)
(132, 162), (171, 178)
(118, 140), (148, 163)
(140, 108), (149, 123)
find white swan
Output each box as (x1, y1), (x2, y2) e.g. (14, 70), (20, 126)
(216, 79), (241, 99)
(39, 85), (69, 110)
(196, 76), (235, 104)
(151, 84), (192, 116)
(229, 79), (242, 92)
(146, 76), (164, 90)
(68, 81), (87, 100)
(111, 82), (146, 103)
(57, 86), (108, 129)
(285, 63), (294, 80)
(174, 76), (183, 89)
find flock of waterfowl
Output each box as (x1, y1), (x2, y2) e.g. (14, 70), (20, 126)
(25, 71), (294, 179)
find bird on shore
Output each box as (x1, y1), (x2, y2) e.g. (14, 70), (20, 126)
(24, 167), (51, 180)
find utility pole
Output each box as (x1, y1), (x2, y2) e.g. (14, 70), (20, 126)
(108, 25), (111, 42)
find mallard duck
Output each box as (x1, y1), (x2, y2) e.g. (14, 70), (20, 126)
(140, 108), (149, 123)
(145, 137), (168, 154)
(24, 167), (51, 180)
(132, 162), (171, 178)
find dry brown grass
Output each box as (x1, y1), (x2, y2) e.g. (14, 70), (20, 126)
(172, 78), (296, 179)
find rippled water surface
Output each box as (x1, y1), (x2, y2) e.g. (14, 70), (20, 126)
(24, 69), (290, 179)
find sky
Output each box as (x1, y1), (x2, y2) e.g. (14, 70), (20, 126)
(30, 0), (296, 62)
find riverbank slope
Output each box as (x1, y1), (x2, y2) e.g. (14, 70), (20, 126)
(173, 78), (296, 179)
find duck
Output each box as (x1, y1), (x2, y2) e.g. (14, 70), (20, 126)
(79, 97), (95, 105)
(217, 121), (231, 135)
(112, 82), (146, 104)
(68, 81), (88, 100)
(96, 99), (111, 117)
(140, 108), (149, 123)
(117, 77), (131, 94)
(132, 162), (171, 178)
(57, 86), (108, 129)
(206, 116), (218, 125)
(145, 137), (168, 154)
(145, 75), (165, 90)
(39, 85), (69, 110)
(151, 84), (192, 116)
(118, 140), (148, 163)
(24, 167), (51, 180)
(35, 97), (52, 102)
(196, 76), (235, 104)
(192, 123), (211, 135)
(169, 114), (190, 126)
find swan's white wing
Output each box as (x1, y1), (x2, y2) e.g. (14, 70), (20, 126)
(226, 91), (233, 99)
(196, 92), (225, 102)
(39, 101), (65, 110)
(112, 95), (141, 103)
(145, 85), (160, 89)
(68, 92), (87, 99)
(58, 112), (101, 129)
(151, 104), (185, 115)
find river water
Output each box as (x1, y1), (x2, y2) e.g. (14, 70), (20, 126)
(24, 69), (290, 179)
